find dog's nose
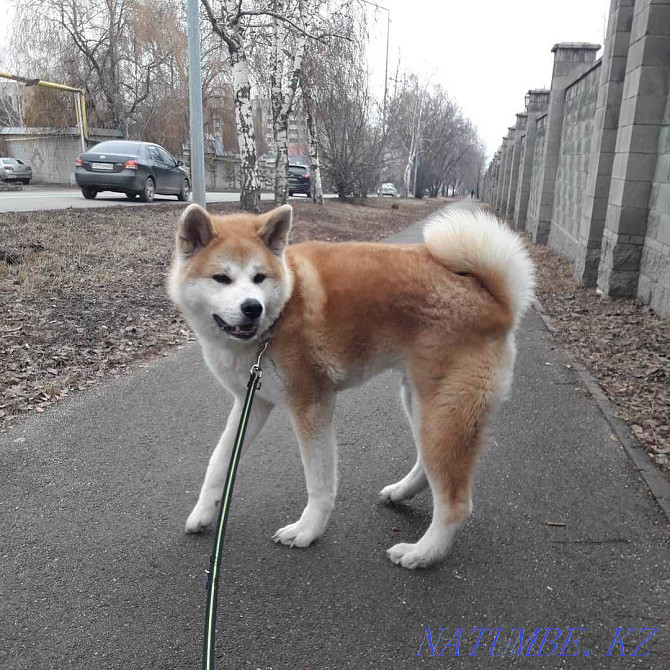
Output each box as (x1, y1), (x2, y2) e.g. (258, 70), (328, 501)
(240, 299), (263, 320)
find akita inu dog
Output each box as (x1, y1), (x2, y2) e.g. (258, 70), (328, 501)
(168, 203), (534, 569)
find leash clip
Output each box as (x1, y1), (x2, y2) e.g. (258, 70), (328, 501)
(249, 340), (269, 389)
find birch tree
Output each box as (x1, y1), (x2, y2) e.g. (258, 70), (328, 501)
(268, 1), (310, 203)
(267, 0), (355, 204)
(201, 0), (263, 211)
(302, 83), (324, 204)
(386, 74), (433, 197)
(296, 6), (378, 200)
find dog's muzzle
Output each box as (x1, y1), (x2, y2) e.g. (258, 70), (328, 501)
(212, 313), (259, 341)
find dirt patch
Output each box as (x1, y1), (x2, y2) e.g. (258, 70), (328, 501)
(528, 242), (670, 481)
(0, 197), (447, 432)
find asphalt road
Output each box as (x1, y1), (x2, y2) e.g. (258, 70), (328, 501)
(1, 203), (669, 669)
(0, 186), (305, 212)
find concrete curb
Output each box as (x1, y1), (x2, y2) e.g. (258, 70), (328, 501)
(532, 298), (670, 524)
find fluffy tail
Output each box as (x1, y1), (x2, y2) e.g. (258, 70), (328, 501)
(423, 207), (535, 327)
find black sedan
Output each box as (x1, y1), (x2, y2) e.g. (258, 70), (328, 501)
(288, 164), (312, 197)
(75, 140), (190, 202)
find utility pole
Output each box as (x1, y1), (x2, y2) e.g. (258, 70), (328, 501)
(187, 0), (206, 207)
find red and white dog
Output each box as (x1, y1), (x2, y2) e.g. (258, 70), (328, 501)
(168, 204), (534, 568)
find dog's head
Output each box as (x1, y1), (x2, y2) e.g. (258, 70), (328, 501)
(168, 204), (293, 344)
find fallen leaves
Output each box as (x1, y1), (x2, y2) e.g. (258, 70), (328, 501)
(529, 242), (670, 482)
(0, 198), (447, 433)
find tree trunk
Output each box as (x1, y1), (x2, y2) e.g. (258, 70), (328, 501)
(272, 27), (306, 205)
(230, 47), (261, 212)
(274, 126), (289, 203)
(403, 154), (413, 198)
(305, 96), (323, 205)
(106, 0), (124, 130)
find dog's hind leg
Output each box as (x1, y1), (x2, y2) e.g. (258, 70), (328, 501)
(379, 376), (428, 503)
(387, 362), (494, 569)
(274, 394), (337, 548)
(185, 396), (274, 533)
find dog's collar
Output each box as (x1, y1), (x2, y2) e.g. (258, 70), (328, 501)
(250, 312), (282, 377)
(258, 311), (282, 349)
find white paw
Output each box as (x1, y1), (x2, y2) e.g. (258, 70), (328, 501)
(185, 504), (216, 534)
(273, 520), (321, 548)
(386, 541), (446, 569)
(379, 482), (410, 503)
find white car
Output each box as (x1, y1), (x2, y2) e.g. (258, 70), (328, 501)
(380, 182), (397, 197)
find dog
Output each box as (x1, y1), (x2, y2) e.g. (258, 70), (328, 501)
(168, 203), (534, 569)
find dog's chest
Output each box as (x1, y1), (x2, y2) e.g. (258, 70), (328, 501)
(201, 342), (286, 405)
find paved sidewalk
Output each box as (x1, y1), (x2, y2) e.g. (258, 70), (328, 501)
(1, 200), (668, 669)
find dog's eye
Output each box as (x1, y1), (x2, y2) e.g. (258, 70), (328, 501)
(212, 274), (232, 285)
(253, 273), (267, 284)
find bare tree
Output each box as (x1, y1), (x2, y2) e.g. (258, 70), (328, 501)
(13, 1), (178, 134)
(301, 80), (324, 204)
(201, 0), (266, 211)
(268, 0), (308, 204)
(302, 10), (381, 200)
(10, 0), (194, 145)
(0, 82), (24, 127)
(266, 0), (352, 204)
(386, 78), (484, 198)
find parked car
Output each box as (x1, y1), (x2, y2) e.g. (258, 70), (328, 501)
(74, 140), (190, 202)
(380, 182), (397, 197)
(0, 157), (32, 184)
(288, 164), (312, 197)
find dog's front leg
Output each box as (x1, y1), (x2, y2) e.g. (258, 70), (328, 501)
(185, 396), (273, 533)
(273, 396), (336, 548)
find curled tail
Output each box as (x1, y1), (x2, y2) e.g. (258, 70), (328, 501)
(423, 206), (536, 327)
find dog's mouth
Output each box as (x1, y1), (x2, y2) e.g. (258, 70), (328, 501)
(212, 314), (259, 341)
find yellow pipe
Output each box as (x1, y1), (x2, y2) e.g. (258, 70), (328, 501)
(0, 71), (82, 93)
(33, 80), (82, 94)
(0, 71), (31, 83)
(1, 70), (88, 143)
(79, 93), (88, 140)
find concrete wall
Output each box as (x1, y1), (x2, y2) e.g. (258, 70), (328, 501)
(638, 81), (670, 314)
(182, 149), (277, 192)
(513, 134), (527, 222)
(505, 114), (527, 220)
(548, 61), (602, 263)
(574, 0), (636, 286)
(483, 0), (670, 319)
(527, 114), (547, 237)
(1, 128), (122, 184)
(513, 90), (550, 232)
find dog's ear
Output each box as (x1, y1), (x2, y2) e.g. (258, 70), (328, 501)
(257, 205), (292, 255)
(177, 204), (215, 256)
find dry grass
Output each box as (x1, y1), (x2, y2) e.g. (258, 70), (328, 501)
(0, 197), (448, 431)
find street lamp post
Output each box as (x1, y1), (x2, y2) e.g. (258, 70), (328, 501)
(186, 0), (206, 207)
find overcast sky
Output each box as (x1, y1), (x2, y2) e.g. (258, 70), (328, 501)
(0, 1), (14, 49)
(366, 0), (609, 158)
(0, 0), (609, 158)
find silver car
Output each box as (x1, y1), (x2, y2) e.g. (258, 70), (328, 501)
(0, 157), (32, 184)
(380, 182), (397, 197)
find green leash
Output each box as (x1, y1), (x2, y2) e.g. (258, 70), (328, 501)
(202, 341), (268, 670)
